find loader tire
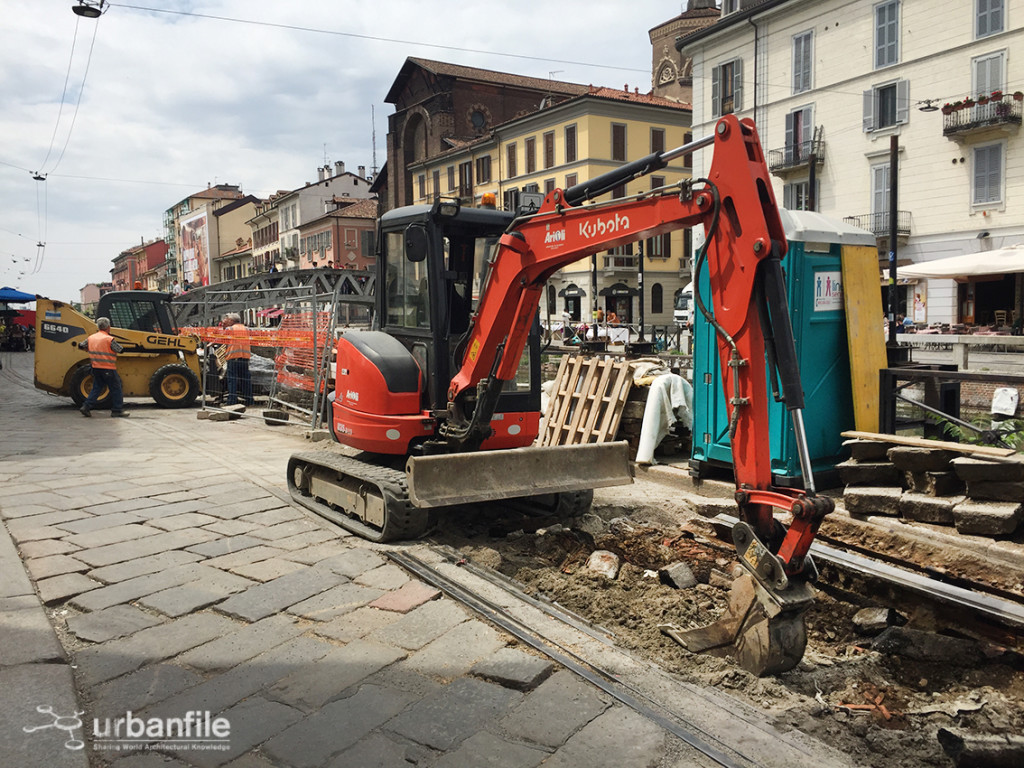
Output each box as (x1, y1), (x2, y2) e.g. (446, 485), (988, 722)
(149, 364), (200, 408)
(69, 366), (111, 408)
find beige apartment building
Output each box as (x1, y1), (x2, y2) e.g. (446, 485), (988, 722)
(407, 87), (694, 327)
(679, 0), (1023, 327)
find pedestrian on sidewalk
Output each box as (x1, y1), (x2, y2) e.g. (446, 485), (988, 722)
(78, 317), (128, 417)
(224, 312), (252, 406)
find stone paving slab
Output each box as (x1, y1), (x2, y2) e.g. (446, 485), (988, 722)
(538, 705), (669, 768)
(215, 567), (344, 622)
(24, 554), (89, 581)
(148, 512), (221, 531)
(9, 525), (68, 544)
(312, 606), (403, 644)
(0, 664), (89, 768)
(368, 598), (470, 651)
(63, 522), (162, 550)
(328, 733), (434, 768)
(65, 604), (164, 643)
(85, 550), (203, 585)
(387, 676), (523, 752)
(54, 512), (144, 535)
(1, 525), (42, 597)
(230, 557), (307, 582)
(369, 580), (442, 614)
(279, 541), (353, 564)
(354, 564), (411, 591)
(405, 620), (507, 680)
(36, 572), (103, 604)
(71, 563), (235, 612)
(266, 529), (339, 551)
(313, 548), (387, 577)
(432, 730), (550, 768)
(74, 528), (220, 568)
(175, 614), (308, 673)
(0, 595), (66, 665)
(6, 509), (91, 534)
(185, 534), (265, 559)
(471, 647), (555, 691)
(267, 640), (407, 712)
(498, 670), (609, 748)
(187, 696), (305, 768)
(74, 613), (238, 688)
(144, 636), (336, 722)
(90, 662), (205, 716)
(138, 570), (255, 617)
(204, 545), (289, 570)
(285, 582), (385, 621)
(262, 684), (418, 768)
(18, 538), (81, 559)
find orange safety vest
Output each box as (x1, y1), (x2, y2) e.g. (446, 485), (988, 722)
(87, 331), (118, 370)
(225, 323), (251, 361)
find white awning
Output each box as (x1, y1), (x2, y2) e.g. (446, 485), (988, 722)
(899, 244), (1024, 278)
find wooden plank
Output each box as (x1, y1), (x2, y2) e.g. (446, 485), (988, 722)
(540, 356), (633, 446)
(841, 244), (889, 433)
(841, 430), (1016, 458)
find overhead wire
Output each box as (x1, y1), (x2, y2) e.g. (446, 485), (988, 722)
(37, 17), (81, 173)
(45, 15), (101, 176)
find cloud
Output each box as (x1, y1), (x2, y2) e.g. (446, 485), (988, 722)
(0, 0), (681, 300)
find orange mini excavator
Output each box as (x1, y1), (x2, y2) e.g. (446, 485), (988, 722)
(288, 115), (833, 675)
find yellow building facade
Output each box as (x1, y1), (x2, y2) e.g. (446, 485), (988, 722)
(408, 88), (694, 327)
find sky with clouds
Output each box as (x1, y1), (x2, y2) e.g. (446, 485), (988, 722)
(0, 1), (694, 303)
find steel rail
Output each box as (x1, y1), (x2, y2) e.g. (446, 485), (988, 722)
(710, 514), (1024, 629)
(387, 550), (758, 768)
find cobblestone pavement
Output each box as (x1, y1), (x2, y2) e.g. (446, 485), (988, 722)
(0, 351), (734, 768)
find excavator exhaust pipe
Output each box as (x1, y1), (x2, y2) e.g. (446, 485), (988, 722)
(405, 441), (633, 509)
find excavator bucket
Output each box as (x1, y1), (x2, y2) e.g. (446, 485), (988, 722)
(405, 441), (633, 509)
(660, 573), (811, 676)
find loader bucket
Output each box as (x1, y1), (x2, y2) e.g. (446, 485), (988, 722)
(405, 441), (633, 509)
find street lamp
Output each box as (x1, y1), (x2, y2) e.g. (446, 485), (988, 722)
(72, 1), (107, 18)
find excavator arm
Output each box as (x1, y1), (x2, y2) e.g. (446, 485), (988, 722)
(444, 115), (833, 674)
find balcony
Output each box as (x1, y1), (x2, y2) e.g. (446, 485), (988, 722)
(767, 136), (825, 175)
(942, 95), (1022, 141)
(843, 211), (911, 240)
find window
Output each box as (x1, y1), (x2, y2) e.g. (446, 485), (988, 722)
(432, 170), (440, 201)
(711, 59), (743, 116)
(458, 161), (473, 198)
(503, 187), (520, 212)
(973, 143), (1003, 205)
(862, 79), (909, 131)
(525, 137), (536, 174)
(651, 284), (664, 314)
(793, 31), (813, 94)
(977, 0), (1004, 38)
(874, 1), (899, 68)
(973, 50), (1005, 98)
(361, 230), (376, 259)
(722, 0), (739, 13)
(565, 173), (578, 188)
(506, 143), (517, 178)
(783, 180), (818, 211)
(544, 179), (556, 194)
(785, 106), (813, 163)
(447, 166), (455, 191)
(651, 175), (665, 190)
(611, 184), (626, 200)
(684, 132), (693, 168)
(476, 155), (491, 184)
(646, 234), (670, 259)
(418, 174), (426, 199)
(871, 162), (891, 219)
(611, 124), (627, 161)
(385, 231), (430, 329)
(650, 127), (665, 155)
(565, 125), (577, 163)
(543, 131), (555, 169)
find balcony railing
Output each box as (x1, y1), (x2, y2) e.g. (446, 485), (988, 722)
(843, 211), (911, 238)
(943, 96), (1022, 138)
(767, 137), (825, 174)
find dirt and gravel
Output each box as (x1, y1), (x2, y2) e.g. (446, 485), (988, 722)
(429, 478), (1024, 768)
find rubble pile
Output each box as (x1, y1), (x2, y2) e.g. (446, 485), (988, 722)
(839, 439), (1024, 536)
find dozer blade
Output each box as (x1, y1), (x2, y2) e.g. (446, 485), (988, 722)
(660, 573), (810, 677)
(405, 440), (632, 509)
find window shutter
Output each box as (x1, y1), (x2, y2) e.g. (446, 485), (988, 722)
(863, 89), (875, 131)
(733, 58), (744, 112)
(895, 79), (910, 124)
(784, 112), (796, 160)
(711, 67), (721, 116)
(783, 184), (794, 209)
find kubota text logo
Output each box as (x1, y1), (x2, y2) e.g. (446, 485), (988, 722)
(544, 229), (566, 244)
(579, 213), (631, 240)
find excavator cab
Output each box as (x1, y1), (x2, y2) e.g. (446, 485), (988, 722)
(330, 201), (542, 455)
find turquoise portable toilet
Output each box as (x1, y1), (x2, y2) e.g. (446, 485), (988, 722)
(689, 209), (876, 488)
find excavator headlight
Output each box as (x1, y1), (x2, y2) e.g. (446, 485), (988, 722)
(436, 199), (461, 218)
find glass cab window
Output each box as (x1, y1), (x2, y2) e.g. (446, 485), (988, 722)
(384, 231), (431, 329)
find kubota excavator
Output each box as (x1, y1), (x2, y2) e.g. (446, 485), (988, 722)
(288, 115), (834, 675)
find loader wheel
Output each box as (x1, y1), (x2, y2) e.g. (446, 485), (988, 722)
(149, 364), (200, 408)
(69, 366), (111, 408)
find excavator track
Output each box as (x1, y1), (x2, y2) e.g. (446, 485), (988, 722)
(287, 450), (430, 543)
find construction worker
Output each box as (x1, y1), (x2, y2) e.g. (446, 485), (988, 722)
(224, 312), (252, 406)
(78, 317), (128, 417)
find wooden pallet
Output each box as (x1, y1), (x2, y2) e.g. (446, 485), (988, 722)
(540, 356), (633, 446)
